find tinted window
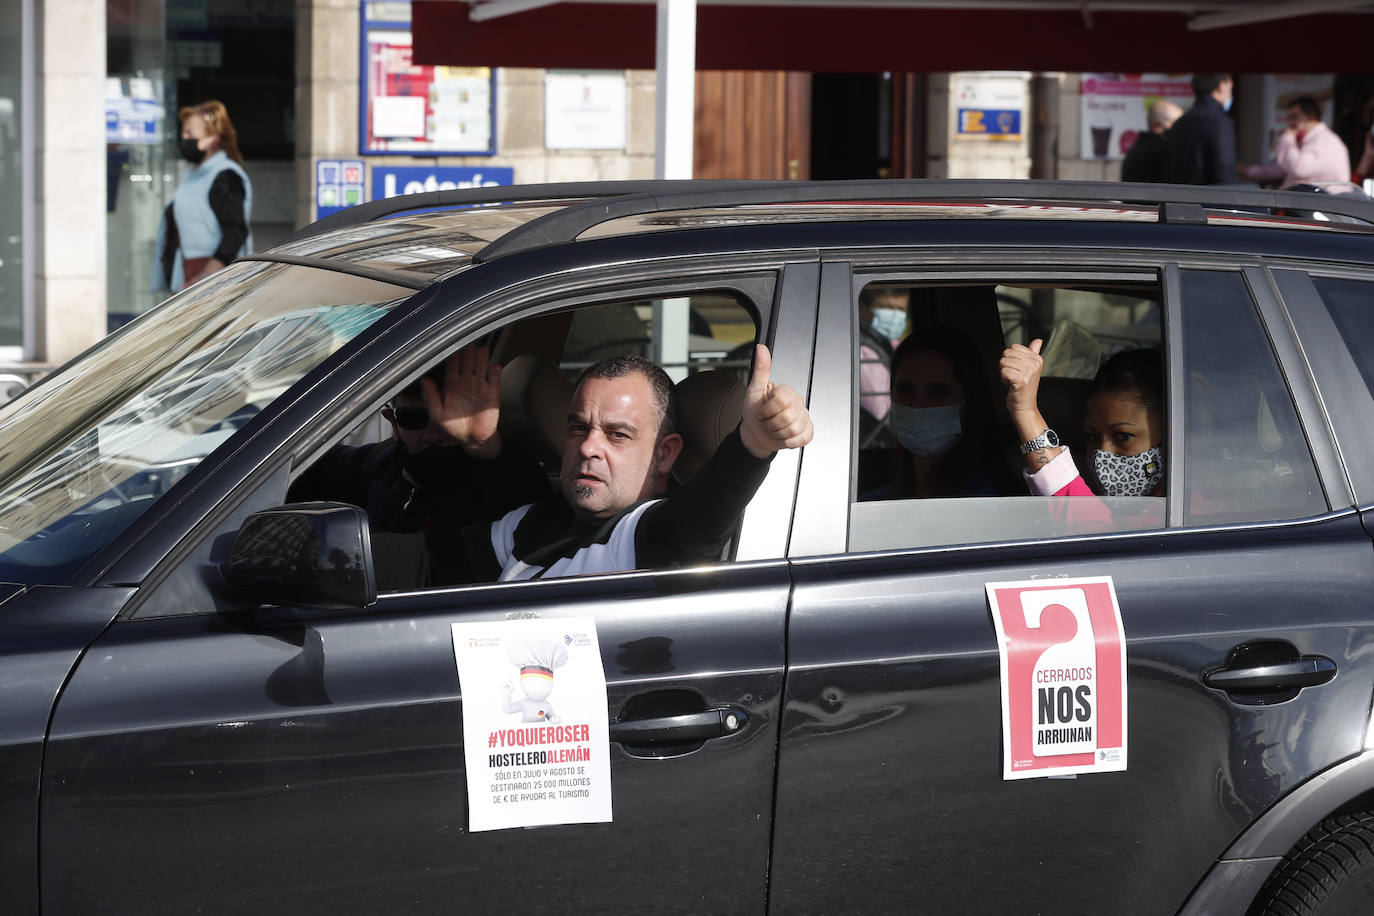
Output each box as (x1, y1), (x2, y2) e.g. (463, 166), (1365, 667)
(294, 289), (758, 593)
(1179, 270), (1325, 525)
(1310, 275), (1374, 399)
(849, 278), (1165, 552)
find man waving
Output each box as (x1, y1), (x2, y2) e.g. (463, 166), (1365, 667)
(373, 344), (813, 587)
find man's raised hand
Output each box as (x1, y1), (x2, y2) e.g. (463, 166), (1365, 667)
(739, 343), (814, 459)
(423, 345), (503, 459)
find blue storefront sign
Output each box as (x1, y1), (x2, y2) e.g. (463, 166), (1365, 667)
(371, 165), (515, 201)
(105, 97), (161, 145)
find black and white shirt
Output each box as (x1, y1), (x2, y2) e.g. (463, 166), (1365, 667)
(372, 429), (772, 589)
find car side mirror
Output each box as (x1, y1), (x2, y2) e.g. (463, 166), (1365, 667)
(222, 503), (377, 610)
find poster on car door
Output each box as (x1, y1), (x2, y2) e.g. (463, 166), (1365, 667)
(452, 618), (612, 831)
(985, 577), (1127, 780)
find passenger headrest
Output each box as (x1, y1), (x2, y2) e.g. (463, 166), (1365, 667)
(672, 369), (745, 484)
(499, 354), (573, 461)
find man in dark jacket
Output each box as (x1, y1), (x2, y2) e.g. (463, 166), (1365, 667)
(1122, 99), (1183, 183)
(288, 347), (549, 533)
(1166, 74), (1237, 185)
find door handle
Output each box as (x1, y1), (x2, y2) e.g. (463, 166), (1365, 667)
(609, 706), (749, 744)
(1203, 657), (1336, 691)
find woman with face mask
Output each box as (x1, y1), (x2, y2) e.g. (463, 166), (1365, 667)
(1001, 341), (1165, 501)
(152, 100), (253, 293)
(867, 326), (1018, 500)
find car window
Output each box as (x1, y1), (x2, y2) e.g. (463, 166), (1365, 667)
(1308, 275), (1374, 401)
(849, 278), (1165, 552)
(0, 263), (411, 585)
(1179, 269), (1325, 525)
(288, 288), (760, 594)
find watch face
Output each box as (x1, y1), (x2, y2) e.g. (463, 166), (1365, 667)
(1046, 429), (1060, 448)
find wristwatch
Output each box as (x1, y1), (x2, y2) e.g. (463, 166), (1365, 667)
(1019, 428), (1060, 454)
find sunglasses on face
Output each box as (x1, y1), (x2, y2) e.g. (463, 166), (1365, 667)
(389, 404), (429, 431)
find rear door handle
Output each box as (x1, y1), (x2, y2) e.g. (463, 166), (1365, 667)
(609, 706), (749, 744)
(1203, 657), (1337, 691)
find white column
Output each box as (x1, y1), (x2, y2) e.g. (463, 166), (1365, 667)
(654, 0), (696, 180)
(652, 298), (691, 382)
(35, 0), (107, 363)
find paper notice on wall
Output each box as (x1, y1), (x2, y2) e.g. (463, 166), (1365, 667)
(452, 618), (612, 832)
(986, 577), (1128, 780)
(372, 95), (426, 139)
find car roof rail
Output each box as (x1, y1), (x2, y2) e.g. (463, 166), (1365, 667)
(466, 179), (1374, 262)
(282, 179), (787, 243)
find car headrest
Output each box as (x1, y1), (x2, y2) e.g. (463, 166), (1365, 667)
(1037, 376), (1092, 456)
(672, 369), (745, 484)
(499, 354), (573, 461)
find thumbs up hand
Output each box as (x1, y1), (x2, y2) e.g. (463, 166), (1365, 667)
(1000, 338), (1045, 422)
(739, 344), (814, 459)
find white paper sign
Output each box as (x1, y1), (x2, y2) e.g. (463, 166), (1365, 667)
(986, 577), (1128, 780)
(452, 617), (612, 832)
(544, 71), (627, 150)
(372, 94), (426, 139)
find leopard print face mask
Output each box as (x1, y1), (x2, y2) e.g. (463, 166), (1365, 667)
(1091, 445), (1164, 498)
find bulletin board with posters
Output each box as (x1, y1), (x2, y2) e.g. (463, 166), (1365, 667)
(1080, 73), (1193, 161)
(359, 4), (496, 156)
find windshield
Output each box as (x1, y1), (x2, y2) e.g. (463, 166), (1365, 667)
(0, 262), (412, 585)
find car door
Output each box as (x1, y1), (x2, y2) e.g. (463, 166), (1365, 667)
(768, 256), (1374, 914)
(38, 256), (819, 914)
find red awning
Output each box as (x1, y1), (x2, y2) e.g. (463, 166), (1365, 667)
(412, 2), (1373, 73)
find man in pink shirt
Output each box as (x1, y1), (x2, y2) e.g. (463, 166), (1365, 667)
(1244, 96), (1351, 186)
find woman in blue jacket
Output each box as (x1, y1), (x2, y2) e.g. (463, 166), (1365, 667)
(153, 100), (253, 293)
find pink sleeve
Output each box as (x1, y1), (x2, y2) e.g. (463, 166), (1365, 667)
(1023, 449), (1089, 496)
(1024, 450), (1115, 532)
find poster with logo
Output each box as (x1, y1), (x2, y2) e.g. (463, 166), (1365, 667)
(452, 618), (612, 832)
(986, 577), (1128, 780)
(952, 72), (1027, 142)
(1080, 73), (1193, 160)
(360, 5), (495, 155)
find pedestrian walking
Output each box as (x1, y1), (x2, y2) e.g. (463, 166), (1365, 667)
(1166, 74), (1237, 185)
(153, 100), (252, 293)
(1122, 99), (1182, 183)
(1243, 96), (1350, 186)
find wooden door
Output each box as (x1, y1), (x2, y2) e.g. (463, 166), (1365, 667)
(694, 71), (811, 180)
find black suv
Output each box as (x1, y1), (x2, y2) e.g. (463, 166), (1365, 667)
(3, 181), (1374, 915)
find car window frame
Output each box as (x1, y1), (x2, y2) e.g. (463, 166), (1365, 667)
(117, 248), (819, 618)
(1265, 265), (1374, 507)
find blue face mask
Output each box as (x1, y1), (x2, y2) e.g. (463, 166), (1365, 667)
(1222, 95), (1234, 113)
(870, 307), (907, 342)
(889, 402), (963, 459)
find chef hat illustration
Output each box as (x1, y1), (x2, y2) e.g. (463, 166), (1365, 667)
(507, 636), (570, 682)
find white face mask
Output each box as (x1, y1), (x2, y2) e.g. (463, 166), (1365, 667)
(870, 307), (907, 341)
(1092, 445), (1165, 497)
(889, 402), (963, 459)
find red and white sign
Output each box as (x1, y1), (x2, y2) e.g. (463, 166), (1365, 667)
(986, 577), (1127, 780)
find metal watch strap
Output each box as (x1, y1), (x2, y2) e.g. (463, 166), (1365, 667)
(1020, 428), (1059, 454)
